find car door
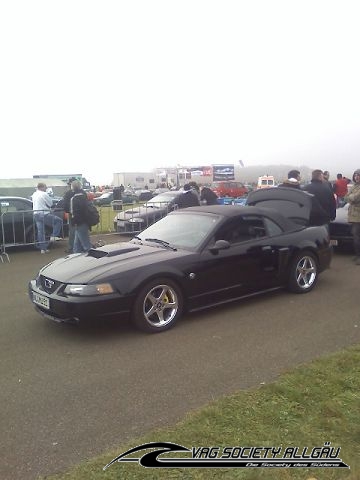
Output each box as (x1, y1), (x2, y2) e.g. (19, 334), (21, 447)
(188, 215), (284, 310)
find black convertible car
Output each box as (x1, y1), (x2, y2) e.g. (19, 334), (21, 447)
(29, 189), (332, 333)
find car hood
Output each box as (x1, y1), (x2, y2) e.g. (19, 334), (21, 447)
(246, 187), (313, 225)
(39, 242), (184, 283)
(115, 205), (166, 219)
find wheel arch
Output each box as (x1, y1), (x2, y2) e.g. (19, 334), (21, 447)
(130, 270), (187, 308)
(288, 244), (319, 263)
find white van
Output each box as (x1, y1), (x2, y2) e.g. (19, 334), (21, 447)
(257, 175), (275, 189)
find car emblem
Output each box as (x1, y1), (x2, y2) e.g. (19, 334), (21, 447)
(45, 278), (55, 288)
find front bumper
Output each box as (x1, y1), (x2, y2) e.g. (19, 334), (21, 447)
(28, 280), (133, 323)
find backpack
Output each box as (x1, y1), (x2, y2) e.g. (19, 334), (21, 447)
(86, 202), (100, 227)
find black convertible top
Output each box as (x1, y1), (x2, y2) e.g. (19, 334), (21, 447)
(172, 205), (303, 232)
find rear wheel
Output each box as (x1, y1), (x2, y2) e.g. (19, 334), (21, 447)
(287, 251), (318, 293)
(132, 278), (183, 333)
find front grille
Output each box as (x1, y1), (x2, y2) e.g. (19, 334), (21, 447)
(39, 275), (62, 294)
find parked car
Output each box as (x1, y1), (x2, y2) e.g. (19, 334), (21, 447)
(0, 196), (67, 247)
(134, 190), (153, 202)
(121, 191), (138, 204)
(212, 181), (248, 198)
(114, 191), (183, 234)
(94, 192), (114, 206)
(152, 187), (170, 195)
(329, 203), (352, 248)
(29, 188), (332, 333)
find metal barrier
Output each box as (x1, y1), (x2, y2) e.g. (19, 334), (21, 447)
(0, 209), (67, 262)
(85, 201), (176, 236)
(0, 201), (173, 262)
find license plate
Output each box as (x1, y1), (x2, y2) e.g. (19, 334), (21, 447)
(330, 239), (338, 246)
(118, 221), (126, 227)
(33, 292), (50, 310)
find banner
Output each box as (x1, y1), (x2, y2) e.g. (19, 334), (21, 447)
(212, 164), (235, 181)
(189, 166), (212, 177)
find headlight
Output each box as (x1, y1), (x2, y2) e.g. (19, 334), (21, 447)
(64, 283), (115, 296)
(128, 217), (144, 223)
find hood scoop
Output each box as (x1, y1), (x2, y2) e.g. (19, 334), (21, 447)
(87, 246), (140, 259)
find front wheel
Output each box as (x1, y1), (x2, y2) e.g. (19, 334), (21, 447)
(132, 278), (183, 333)
(287, 251), (318, 293)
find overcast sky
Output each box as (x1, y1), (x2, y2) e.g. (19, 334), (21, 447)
(1, 0), (360, 185)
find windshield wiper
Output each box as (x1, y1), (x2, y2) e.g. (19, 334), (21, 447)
(144, 238), (177, 251)
(132, 236), (143, 244)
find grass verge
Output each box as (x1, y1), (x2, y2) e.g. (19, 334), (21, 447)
(43, 344), (360, 479)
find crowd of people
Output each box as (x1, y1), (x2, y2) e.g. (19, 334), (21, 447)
(278, 168), (360, 264)
(32, 177), (92, 255)
(31, 169), (360, 265)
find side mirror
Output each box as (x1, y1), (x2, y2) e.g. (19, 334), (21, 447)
(209, 239), (231, 254)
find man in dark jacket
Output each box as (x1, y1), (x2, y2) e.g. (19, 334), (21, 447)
(62, 177), (77, 253)
(70, 180), (92, 253)
(278, 170), (301, 189)
(200, 186), (219, 205)
(303, 169), (336, 225)
(175, 184), (200, 209)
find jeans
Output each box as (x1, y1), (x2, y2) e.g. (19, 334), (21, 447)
(67, 223), (75, 253)
(351, 223), (360, 256)
(34, 213), (63, 251)
(73, 223), (91, 253)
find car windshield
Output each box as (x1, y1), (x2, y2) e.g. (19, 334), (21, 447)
(144, 193), (178, 208)
(135, 212), (221, 250)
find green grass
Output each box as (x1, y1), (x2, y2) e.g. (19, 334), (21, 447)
(90, 203), (141, 235)
(42, 344), (360, 480)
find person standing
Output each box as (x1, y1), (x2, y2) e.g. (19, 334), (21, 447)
(303, 170), (336, 226)
(32, 182), (63, 254)
(278, 170), (301, 189)
(333, 173), (350, 207)
(344, 169), (360, 264)
(70, 180), (92, 253)
(322, 170), (334, 192)
(188, 181), (201, 201)
(175, 184), (200, 209)
(62, 177), (77, 253)
(200, 186), (219, 205)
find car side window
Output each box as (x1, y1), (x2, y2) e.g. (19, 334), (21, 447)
(215, 216), (267, 244)
(0, 199), (32, 214)
(263, 217), (283, 236)
(12, 200), (32, 212)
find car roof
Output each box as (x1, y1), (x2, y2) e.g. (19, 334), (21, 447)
(0, 196), (32, 202)
(150, 191), (180, 199)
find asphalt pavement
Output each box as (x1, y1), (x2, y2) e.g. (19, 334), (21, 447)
(0, 240), (359, 479)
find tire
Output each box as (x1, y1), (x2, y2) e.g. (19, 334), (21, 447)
(132, 278), (183, 333)
(287, 251), (318, 293)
